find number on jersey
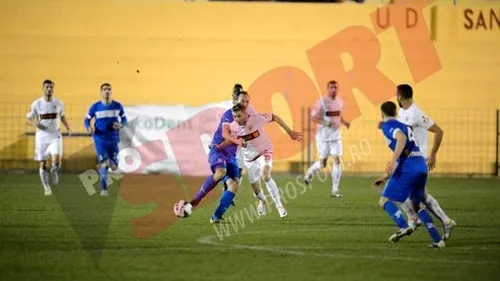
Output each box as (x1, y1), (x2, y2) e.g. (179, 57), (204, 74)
(407, 126), (419, 147)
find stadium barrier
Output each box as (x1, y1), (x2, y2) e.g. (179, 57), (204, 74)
(1, 0), (499, 176)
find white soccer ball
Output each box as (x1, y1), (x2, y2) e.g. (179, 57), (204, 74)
(173, 200), (193, 218)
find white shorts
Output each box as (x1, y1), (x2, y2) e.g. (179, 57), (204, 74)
(35, 138), (63, 161)
(244, 153), (273, 184)
(236, 147), (245, 169)
(317, 140), (343, 159)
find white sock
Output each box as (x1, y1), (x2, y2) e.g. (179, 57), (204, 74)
(400, 199), (418, 228)
(255, 190), (266, 202)
(50, 163), (60, 174)
(39, 168), (51, 191)
(264, 178), (283, 208)
(425, 193), (451, 225)
(305, 161), (321, 180)
(331, 164), (342, 194)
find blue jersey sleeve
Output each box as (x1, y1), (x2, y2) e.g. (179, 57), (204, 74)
(118, 103), (128, 126)
(382, 121), (406, 142)
(84, 103), (96, 129)
(221, 109), (233, 124)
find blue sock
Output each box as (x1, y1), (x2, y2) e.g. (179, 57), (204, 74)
(418, 209), (442, 243)
(99, 166), (108, 191)
(213, 190), (236, 219)
(383, 201), (409, 229)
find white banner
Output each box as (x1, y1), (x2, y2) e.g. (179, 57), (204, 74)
(117, 101), (234, 176)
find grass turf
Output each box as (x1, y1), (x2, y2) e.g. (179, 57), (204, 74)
(0, 173), (499, 281)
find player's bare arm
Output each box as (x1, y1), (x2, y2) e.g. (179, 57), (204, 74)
(84, 116), (94, 134)
(27, 116), (46, 130)
(427, 123), (444, 171)
(222, 123), (243, 146)
(373, 173), (390, 188)
(60, 115), (71, 136)
(387, 130), (407, 175)
(112, 122), (123, 130)
(213, 139), (234, 150)
(272, 114), (303, 142)
(340, 116), (350, 129)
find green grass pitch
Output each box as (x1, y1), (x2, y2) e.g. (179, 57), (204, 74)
(0, 173), (499, 281)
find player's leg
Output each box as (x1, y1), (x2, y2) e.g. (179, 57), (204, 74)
(189, 149), (228, 208)
(48, 138), (63, 186)
(246, 161), (268, 216)
(331, 141), (343, 198)
(39, 161), (52, 195)
(260, 154), (287, 218)
(94, 142), (112, 196)
(380, 175), (414, 242)
(304, 141), (328, 185)
(423, 192), (456, 241)
(190, 167), (226, 208)
(211, 176), (240, 223)
(400, 198), (419, 230)
(251, 180), (268, 216)
(35, 141), (51, 195)
(410, 174), (445, 248)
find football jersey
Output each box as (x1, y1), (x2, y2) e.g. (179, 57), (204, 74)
(381, 119), (423, 162)
(397, 103), (434, 157)
(85, 100), (127, 144)
(211, 105), (256, 156)
(311, 95), (343, 141)
(229, 113), (273, 162)
(27, 97), (64, 141)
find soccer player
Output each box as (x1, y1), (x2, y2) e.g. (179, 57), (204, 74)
(376, 101), (445, 248)
(84, 83), (127, 196)
(26, 79), (71, 196)
(174, 90), (267, 219)
(222, 104), (303, 219)
(396, 84), (456, 240)
(304, 80), (350, 198)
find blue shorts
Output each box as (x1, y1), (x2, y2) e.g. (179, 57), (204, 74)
(94, 141), (119, 165)
(208, 149), (240, 180)
(382, 157), (428, 203)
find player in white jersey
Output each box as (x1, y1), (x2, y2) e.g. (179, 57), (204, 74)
(223, 104), (302, 218)
(26, 80), (71, 196)
(396, 84), (456, 240)
(304, 80), (350, 198)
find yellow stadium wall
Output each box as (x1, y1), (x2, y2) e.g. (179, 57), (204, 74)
(0, 0), (499, 174)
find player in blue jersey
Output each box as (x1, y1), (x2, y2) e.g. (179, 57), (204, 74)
(174, 88), (262, 219)
(84, 83), (128, 196)
(173, 85), (245, 218)
(374, 101), (445, 248)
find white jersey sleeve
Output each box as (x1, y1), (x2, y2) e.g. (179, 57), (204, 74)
(412, 107), (434, 130)
(27, 100), (38, 119)
(59, 100), (65, 117)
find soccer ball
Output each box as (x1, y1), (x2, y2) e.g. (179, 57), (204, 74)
(173, 200), (193, 218)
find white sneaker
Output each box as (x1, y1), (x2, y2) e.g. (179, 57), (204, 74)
(257, 201), (267, 216)
(100, 190), (108, 196)
(278, 206), (287, 218)
(429, 240), (446, 248)
(331, 192), (343, 198)
(50, 169), (59, 186)
(443, 220), (457, 241)
(44, 188), (52, 196)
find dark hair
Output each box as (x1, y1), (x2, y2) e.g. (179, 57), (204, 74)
(381, 101), (397, 117)
(100, 83), (112, 90)
(397, 84), (413, 100)
(43, 79), (54, 86)
(235, 91), (249, 100)
(232, 84), (244, 100)
(231, 103), (246, 113)
(327, 80), (338, 87)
